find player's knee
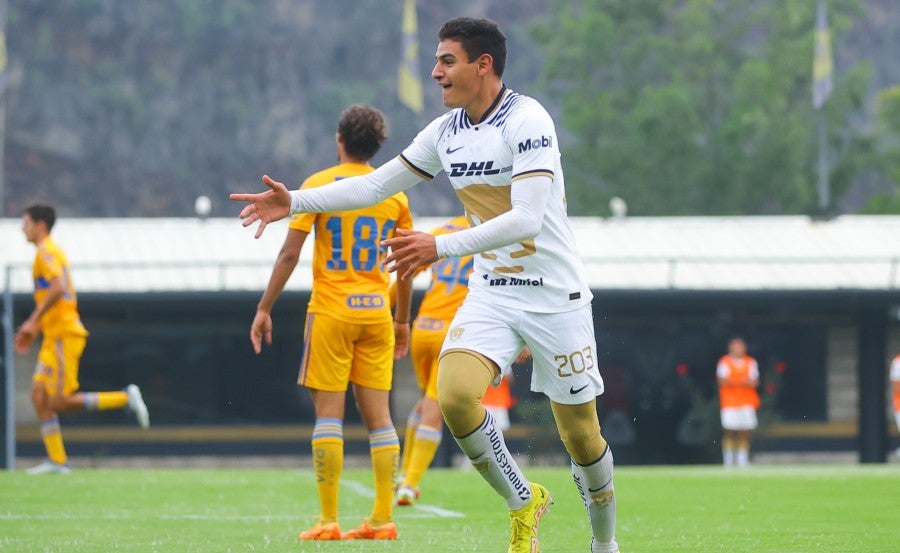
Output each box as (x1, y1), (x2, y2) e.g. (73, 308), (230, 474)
(436, 376), (476, 422)
(47, 394), (73, 413)
(436, 350), (494, 431)
(30, 384), (48, 410)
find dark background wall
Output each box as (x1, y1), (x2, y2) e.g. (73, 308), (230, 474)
(6, 289), (899, 463)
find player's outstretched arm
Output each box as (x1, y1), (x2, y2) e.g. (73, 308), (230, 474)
(229, 175), (292, 239)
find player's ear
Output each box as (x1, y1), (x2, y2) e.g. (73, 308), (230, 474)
(477, 53), (493, 76)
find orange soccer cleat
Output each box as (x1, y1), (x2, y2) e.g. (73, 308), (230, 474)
(341, 518), (398, 540)
(298, 520), (342, 541)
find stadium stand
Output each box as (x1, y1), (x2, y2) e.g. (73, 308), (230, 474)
(2, 215), (899, 467)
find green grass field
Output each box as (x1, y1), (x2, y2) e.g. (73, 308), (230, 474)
(1, 464), (896, 552)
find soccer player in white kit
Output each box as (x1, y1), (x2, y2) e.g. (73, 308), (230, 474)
(231, 17), (619, 553)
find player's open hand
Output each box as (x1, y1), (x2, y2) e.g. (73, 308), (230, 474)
(230, 175), (292, 239)
(381, 229), (438, 281)
(250, 309), (273, 354)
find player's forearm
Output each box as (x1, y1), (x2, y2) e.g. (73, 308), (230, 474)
(289, 158), (419, 214)
(435, 175), (550, 259)
(393, 277), (414, 323)
(258, 254), (298, 312)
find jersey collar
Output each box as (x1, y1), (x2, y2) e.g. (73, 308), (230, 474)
(468, 84), (508, 125)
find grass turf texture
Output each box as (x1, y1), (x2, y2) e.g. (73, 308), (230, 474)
(0, 465), (896, 552)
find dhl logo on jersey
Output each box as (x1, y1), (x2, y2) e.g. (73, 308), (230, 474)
(448, 161), (512, 178)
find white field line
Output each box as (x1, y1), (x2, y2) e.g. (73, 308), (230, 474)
(0, 479), (465, 522)
(340, 478), (465, 518)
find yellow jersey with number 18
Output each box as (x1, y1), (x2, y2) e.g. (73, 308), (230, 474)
(289, 162), (413, 324)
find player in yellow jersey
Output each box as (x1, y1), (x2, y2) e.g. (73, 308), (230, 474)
(248, 105), (413, 541)
(15, 204), (150, 475)
(395, 217), (525, 506)
(395, 216), (471, 505)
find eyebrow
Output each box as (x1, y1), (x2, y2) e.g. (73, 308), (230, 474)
(435, 53), (457, 62)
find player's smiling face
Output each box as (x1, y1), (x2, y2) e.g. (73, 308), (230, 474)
(432, 39), (480, 110)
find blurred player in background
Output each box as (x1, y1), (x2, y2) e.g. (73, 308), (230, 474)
(891, 354), (900, 455)
(395, 216), (471, 506)
(248, 105), (413, 541)
(231, 18), (620, 553)
(395, 216), (522, 507)
(716, 336), (760, 467)
(15, 204), (149, 475)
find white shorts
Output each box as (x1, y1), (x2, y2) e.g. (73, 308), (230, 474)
(441, 301), (603, 405)
(485, 407), (511, 432)
(720, 407), (758, 431)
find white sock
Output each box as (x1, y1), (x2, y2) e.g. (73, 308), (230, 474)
(573, 445), (618, 552)
(723, 447), (735, 466)
(736, 448), (750, 467)
(454, 412), (531, 510)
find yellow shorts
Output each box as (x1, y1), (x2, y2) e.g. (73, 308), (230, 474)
(33, 334), (86, 397)
(298, 312), (395, 392)
(410, 317), (449, 400)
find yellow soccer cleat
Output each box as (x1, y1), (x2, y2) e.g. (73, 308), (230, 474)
(508, 483), (553, 553)
(341, 518), (398, 540)
(298, 520), (342, 541)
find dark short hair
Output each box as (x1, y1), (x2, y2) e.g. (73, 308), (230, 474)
(438, 17), (507, 78)
(23, 204), (56, 231)
(338, 105), (388, 161)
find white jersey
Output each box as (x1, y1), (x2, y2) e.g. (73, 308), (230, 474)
(399, 87), (592, 313)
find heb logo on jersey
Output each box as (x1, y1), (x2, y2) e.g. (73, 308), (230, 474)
(448, 161), (512, 178)
(347, 294), (385, 309)
(483, 274), (545, 287)
(517, 135), (553, 153)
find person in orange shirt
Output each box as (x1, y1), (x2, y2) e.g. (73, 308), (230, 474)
(481, 372), (516, 433)
(716, 336), (760, 467)
(890, 354), (900, 455)
(249, 105), (413, 541)
(15, 204), (149, 475)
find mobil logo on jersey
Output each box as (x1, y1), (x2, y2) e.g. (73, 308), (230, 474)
(517, 135), (553, 153)
(448, 160), (512, 178)
(347, 294), (385, 309)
